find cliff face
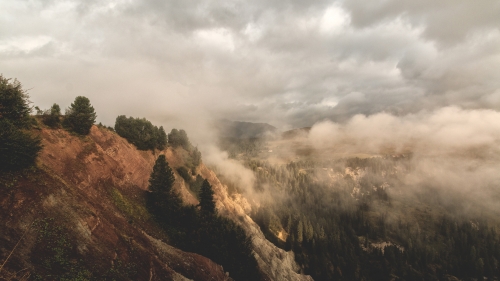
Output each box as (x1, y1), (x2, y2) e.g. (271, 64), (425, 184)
(38, 125), (198, 205)
(199, 166), (313, 281)
(0, 125), (310, 280)
(1, 126), (225, 280)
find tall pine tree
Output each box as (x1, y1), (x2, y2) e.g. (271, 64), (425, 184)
(149, 155), (175, 193)
(157, 126), (167, 150)
(199, 179), (216, 216)
(64, 96), (96, 135)
(0, 75), (42, 171)
(147, 155), (181, 223)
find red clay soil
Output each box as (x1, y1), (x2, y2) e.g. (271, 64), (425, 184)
(0, 125), (229, 281)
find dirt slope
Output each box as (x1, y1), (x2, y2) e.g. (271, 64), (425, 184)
(0, 126), (226, 281)
(199, 165), (313, 281)
(1, 125), (311, 280)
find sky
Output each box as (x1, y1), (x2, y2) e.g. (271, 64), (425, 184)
(1, 0), (500, 131)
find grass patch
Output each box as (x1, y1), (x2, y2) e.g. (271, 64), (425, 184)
(109, 187), (150, 224)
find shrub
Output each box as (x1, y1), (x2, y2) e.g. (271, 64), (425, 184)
(63, 96), (96, 135)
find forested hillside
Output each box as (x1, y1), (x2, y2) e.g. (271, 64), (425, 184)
(0, 76), (267, 280)
(218, 136), (500, 281)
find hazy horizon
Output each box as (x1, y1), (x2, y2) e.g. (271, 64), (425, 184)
(1, 0), (499, 134)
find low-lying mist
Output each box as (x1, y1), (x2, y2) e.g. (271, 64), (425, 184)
(202, 106), (500, 218)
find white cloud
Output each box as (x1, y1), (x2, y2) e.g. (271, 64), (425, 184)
(0, 35), (52, 53)
(319, 4), (350, 34)
(194, 27), (235, 52)
(0, 0), (499, 131)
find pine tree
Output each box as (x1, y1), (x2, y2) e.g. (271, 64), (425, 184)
(63, 96), (96, 135)
(0, 75), (32, 128)
(157, 126), (167, 150)
(147, 155), (181, 222)
(42, 103), (61, 128)
(149, 155), (175, 194)
(0, 75), (42, 171)
(0, 119), (42, 171)
(199, 179), (216, 216)
(168, 128), (191, 150)
(114, 115), (165, 151)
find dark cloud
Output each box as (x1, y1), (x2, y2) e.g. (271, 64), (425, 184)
(1, 0), (499, 136)
(344, 0), (500, 45)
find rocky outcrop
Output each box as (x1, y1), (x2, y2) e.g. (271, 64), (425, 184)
(200, 165), (313, 281)
(1, 125), (312, 280)
(0, 126), (225, 280)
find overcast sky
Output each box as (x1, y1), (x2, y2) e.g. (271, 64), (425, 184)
(1, 0), (499, 130)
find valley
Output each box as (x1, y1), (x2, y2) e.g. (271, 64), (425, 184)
(216, 126), (500, 280)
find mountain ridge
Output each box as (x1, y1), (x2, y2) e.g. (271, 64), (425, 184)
(0, 123), (311, 280)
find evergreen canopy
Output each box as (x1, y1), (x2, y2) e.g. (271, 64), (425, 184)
(42, 103), (61, 128)
(168, 128), (191, 150)
(0, 75), (32, 128)
(148, 155), (175, 194)
(0, 75), (42, 171)
(114, 115), (167, 151)
(199, 179), (216, 216)
(64, 96), (96, 135)
(147, 155), (182, 224)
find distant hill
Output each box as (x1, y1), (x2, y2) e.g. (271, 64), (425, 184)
(215, 119), (278, 139)
(281, 127), (311, 139)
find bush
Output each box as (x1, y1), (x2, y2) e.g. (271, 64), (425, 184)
(0, 75), (42, 171)
(114, 115), (166, 151)
(41, 103), (61, 128)
(168, 128), (191, 150)
(63, 96), (96, 135)
(0, 75), (32, 128)
(0, 119), (42, 171)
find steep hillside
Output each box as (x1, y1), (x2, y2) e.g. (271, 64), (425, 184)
(228, 135), (500, 280)
(199, 165), (312, 281)
(0, 126), (227, 280)
(0, 125), (311, 280)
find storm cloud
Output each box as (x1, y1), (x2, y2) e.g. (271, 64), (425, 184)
(1, 0), (499, 132)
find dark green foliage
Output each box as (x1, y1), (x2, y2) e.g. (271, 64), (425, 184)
(190, 175), (204, 197)
(63, 96), (96, 135)
(32, 218), (92, 280)
(147, 155), (182, 225)
(168, 128), (191, 150)
(32, 217), (139, 280)
(157, 126), (167, 150)
(114, 115), (166, 151)
(195, 216), (259, 281)
(176, 166), (191, 182)
(166, 129), (200, 171)
(177, 166), (204, 198)
(199, 179), (216, 216)
(0, 119), (42, 171)
(148, 155), (175, 194)
(0, 75), (32, 128)
(248, 158), (500, 280)
(41, 103), (61, 128)
(183, 146), (202, 174)
(146, 168), (260, 280)
(0, 75), (42, 171)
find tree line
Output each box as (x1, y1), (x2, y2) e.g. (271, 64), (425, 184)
(1, 74), (99, 171)
(146, 155), (260, 280)
(248, 158), (500, 280)
(114, 115), (167, 151)
(1, 74), (201, 172)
